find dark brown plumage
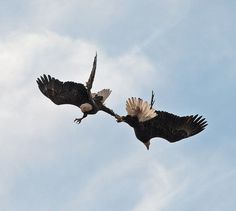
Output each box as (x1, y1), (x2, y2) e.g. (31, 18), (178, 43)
(37, 75), (89, 107)
(117, 94), (207, 150)
(37, 54), (118, 123)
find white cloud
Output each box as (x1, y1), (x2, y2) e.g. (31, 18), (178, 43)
(131, 156), (186, 211)
(0, 31), (159, 206)
(0, 30), (158, 140)
(0, 1), (235, 210)
(61, 150), (179, 211)
(62, 153), (144, 210)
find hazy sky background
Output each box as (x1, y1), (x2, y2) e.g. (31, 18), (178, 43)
(0, 0), (235, 210)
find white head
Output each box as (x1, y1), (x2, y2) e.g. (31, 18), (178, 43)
(80, 103), (93, 113)
(126, 97), (157, 122)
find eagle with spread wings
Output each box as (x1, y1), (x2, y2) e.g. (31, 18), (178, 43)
(37, 54), (207, 150)
(116, 92), (207, 150)
(37, 54), (118, 123)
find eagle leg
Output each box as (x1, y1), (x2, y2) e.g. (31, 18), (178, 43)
(74, 113), (88, 124)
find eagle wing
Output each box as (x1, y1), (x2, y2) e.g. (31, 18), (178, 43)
(37, 74), (89, 107)
(145, 111), (207, 142)
(86, 53), (97, 92)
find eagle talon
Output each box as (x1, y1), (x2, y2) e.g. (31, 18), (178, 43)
(116, 115), (124, 122)
(74, 118), (82, 124)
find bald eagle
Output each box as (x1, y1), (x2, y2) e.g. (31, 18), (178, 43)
(37, 54), (118, 123)
(116, 92), (207, 150)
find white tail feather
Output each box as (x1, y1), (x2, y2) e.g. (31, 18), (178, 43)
(92, 89), (111, 103)
(126, 97), (157, 122)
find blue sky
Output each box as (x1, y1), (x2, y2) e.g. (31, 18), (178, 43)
(0, 0), (235, 210)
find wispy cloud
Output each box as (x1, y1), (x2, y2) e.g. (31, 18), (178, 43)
(130, 0), (192, 55)
(0, 0), (235, 210)
(0, 31), (158, 209)
(132, 153), (236, 211)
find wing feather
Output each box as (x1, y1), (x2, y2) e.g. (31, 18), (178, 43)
(146, 111), (208, 142)
(37, 74), (89, 107)
(92, 89), (111, 103)
(86, 53), (97, 91)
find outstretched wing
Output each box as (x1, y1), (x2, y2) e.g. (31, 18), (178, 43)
(86, 53), (97, 92)
(145, 111), (207, 142)
(37, 74), (89, 107)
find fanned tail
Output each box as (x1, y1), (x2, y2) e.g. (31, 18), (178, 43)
(126, 97), (157, 122)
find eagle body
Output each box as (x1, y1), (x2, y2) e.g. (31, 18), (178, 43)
(37, 55), (118, 123)
(118, 97), (207, 150)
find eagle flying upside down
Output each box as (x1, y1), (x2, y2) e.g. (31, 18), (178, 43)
(37, 54), (118, 123)
(116, 91), (207, 150)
